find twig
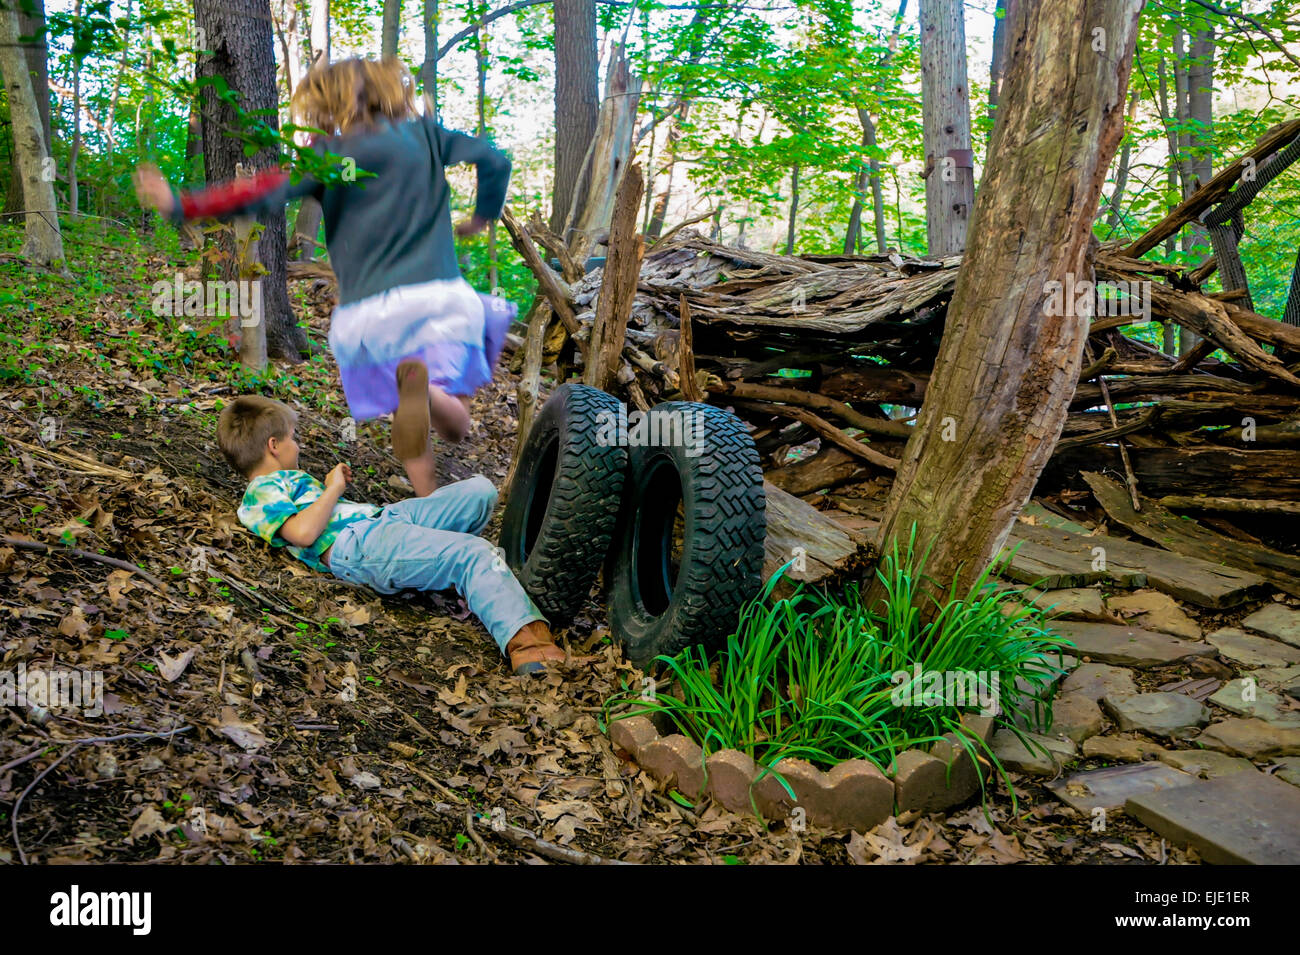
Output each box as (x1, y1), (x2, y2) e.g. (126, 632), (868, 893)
(430, 802), (630, 865)
(8, 725), (192, 865)
(12, 744), (80, 865)
(1085, 346), (1141, 512)
(0, 535), (168, 594)
(465, 807), (495, 859)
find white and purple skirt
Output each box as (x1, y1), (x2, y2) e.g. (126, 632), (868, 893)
(328, 277), (518, 421)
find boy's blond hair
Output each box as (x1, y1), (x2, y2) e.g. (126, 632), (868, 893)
(217, 395), (298, 477)
(292, 57), (417, 137)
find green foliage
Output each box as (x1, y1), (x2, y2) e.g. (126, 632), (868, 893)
(605, 529), (1072, 803)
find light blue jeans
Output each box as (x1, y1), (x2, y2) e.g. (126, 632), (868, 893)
(328, 475), (546, 653)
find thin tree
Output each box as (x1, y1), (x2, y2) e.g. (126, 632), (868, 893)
(4, 0), (50, 215)
(918, 0), (974, 256)
(0, 0), (65, 267)
(193, 0), (307, 359)
(382, 0), (400, 58)
(551, 0), (599, 236)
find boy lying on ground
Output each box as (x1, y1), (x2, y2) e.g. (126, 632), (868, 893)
(215, 394), (566, 676)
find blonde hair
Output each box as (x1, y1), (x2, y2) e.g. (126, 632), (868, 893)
(217, 395), (298, 476)
(292, 57), (417, 137)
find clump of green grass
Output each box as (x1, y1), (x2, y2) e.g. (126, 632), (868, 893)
(605, 529), (1072, 803)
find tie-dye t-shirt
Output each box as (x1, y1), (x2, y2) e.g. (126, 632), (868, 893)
(237, 470), (380, 571)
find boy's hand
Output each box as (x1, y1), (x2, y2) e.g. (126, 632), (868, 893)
(454, 214), (489, 237)
(325, 463), (352, 494)
(133, 164), (175, 216)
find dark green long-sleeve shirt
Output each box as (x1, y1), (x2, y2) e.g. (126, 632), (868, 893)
(171, 117), (511, 305)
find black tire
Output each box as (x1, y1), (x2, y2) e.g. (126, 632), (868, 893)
(607, 402), (766, 667)
(498, 384), (627, 623)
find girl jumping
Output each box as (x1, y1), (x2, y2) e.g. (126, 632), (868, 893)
(134, 57), (517, 498)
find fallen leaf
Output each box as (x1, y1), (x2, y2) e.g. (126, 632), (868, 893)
(157, 647), (197, 682)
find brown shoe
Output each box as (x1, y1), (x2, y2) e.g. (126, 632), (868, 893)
(506, 621), (564, 677)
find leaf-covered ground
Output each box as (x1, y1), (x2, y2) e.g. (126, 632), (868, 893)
(0, 222), (1201, 864)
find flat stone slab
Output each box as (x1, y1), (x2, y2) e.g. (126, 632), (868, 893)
(1050, 692), (1104, 743)
(1048, 762), (1196, 813)
(1030, 588), (1109, 621)
(1006, 523), (1268, 609)
(1106, 590), (1201, 640)
(1082, 735), (1169, 763)
(1158, 749), (1256, 780)
(1253, 665), (1300, 690)
(1242, 603), (1300, 648)
(1208, 679), (1300, 727)
(1102, 692), (1211, 739)
(1126, 771), (1300, 864)
(1060, 662), (1138, 702)
(1206, 628), (1300, 668)
(1271, 757), (1300, 788)
(1053, 622), (1213, 668)
(1196, 718), (1300, 759)
(991, 730), (1076, 776)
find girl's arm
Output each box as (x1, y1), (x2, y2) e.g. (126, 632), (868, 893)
(427, 120), (513, 226)
(134, 163), (323, 223)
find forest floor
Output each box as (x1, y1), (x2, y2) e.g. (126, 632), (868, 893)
(0, 220), (1241, 865)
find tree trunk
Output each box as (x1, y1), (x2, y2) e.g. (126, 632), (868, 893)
(551, 0), (599, 236)
(310, 0), (328, 64)
(422, 0), (438, 116)
(68, 0), (83, 216)
(194, 0), (307, 359)
(1105, 90), (1140, 234)
(6, 0), (51, 215)
(988, 0), (1006, 122)
(293, 0), (330, 260)
(475, 25), (498, 291)
(0, 0), (65, 267)
(918, 0), (974, 257)
(1179, 18), (1215, 355)
(381, 0), (400, 59)
(785, 164), (799, 255)
(646, 101), (688, 240)
(868, 0), (1144, 612)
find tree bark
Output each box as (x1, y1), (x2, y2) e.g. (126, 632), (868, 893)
(0, 0), (65, 267)
(1105, 90), (1139, 234)
(551, 0), (599, 236)
(68, 0), (83, 216)
(310, 0), (329, 64)
(583, 163), (644, 390)
(293, 0), (329, 260)
(194, 0), (307, 359)
(422, 0), (438, 116)
(381, 0), (400, 59)
(1181, 16), (1214, 355)
(868, 0), (1145, 611)
(785, 164), (799, 255)
(5, 0), (51, 215)
(988, 0), (1006, 121)
(918, 0), (974, 256)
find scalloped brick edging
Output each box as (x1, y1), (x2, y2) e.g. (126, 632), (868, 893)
(608, 714), (996, 832)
